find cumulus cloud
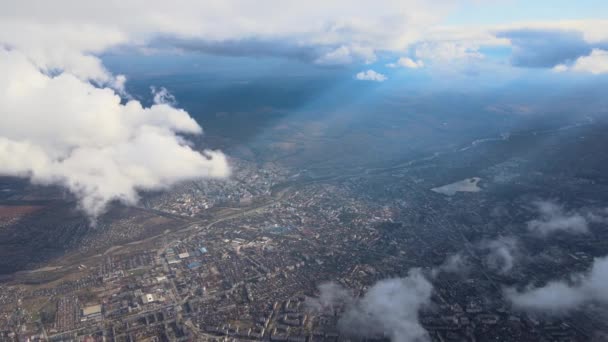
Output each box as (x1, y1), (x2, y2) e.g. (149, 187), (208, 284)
(480, 237), (519, 274)
(555, 49), (608, 75)
(307, 269), (432, 342)
(0, 21), (126, 83)
(527, 200), (589, 237)
(355, 69), (387, 82)
(0, 49), (229, 218)
(506, 256), (608, 313)
(387, 57), (424, 69)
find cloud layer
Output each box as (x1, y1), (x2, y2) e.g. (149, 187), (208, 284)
(2, 1), (607, 76)
(0, 0), (454, 69)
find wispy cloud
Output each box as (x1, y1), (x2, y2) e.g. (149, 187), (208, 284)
(527, 200), (589, 236)
(505, 256), (608, 313)
(480, 237), (519, 274)
(306, 269), (432, 342)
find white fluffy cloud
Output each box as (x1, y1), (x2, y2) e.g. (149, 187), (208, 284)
(355, 69), (388, 82)
(506, 256), (608, 313)
(555, 49), (608, 75)
(0, 49), (229, 217)
(387, 57), (424, 69)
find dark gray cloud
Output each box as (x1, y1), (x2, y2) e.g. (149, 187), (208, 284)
(149, 34), (380, 65)
(152, 36), (322, 62)
(497, 29), (608, 68)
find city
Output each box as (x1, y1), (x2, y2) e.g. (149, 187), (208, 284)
(2, 118), (608, 341)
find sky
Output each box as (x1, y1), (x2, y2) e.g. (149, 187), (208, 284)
(446, 0), (608, 25)
(0, 0), (607, 218)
